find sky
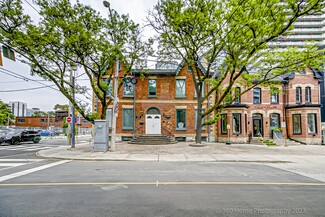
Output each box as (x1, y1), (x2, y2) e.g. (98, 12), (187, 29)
(0, 0), (158, 112)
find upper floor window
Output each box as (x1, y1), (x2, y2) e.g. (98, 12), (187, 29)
(296, 87), (302, 104)
(2, 45), (15, 61)
(305, 87), (311, 104)
(234, 87), (241, 104)
(187, 65), (193, 72)
(17, 119), (25, 123)
(123, 82), (134, 97)
(148, 79), (156, 97)
(102, 78), (113, 96)
(253, 88), (261, 104)
(176, 79), (186, 98)
(40, 119), (45, 123)
(270, 93), (279, 104)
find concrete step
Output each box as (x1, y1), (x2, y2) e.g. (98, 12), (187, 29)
(128, 134), (177, 145)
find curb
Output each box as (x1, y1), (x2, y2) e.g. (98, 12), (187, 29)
(36, 151), (292, 163)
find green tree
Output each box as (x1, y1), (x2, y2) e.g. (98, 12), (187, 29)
(54, 104), (69, 111)
(32, 111), (55, 117)
(0, 100), (14, 126)
(148, 0), (325, 144)
(0, 0), (152, 122)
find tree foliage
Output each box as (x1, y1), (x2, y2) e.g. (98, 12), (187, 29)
(148, 0), (325, 143)
(54, 104), (69, 111)
(31, 111), (55, 117)
(0, 100), (14, 126)
(0, 0), (153, 122)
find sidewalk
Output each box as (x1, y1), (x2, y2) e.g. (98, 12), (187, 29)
(37, 141), (325, 163)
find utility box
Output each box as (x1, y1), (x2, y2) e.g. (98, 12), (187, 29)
(93, 120), (108, 152)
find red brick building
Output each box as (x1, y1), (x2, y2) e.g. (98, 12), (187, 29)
(94, 63), (322, 145)
(216, 68), (322, 145)
(15, 117), (92, 130)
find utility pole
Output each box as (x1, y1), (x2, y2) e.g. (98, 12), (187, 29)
(133, 72), (136, 139)
(110, 58), (119, 152)
(71, 75), (76, 148)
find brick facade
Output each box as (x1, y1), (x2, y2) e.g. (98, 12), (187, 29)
(216, 68), (322, 145)
(96, 64), (322, 145)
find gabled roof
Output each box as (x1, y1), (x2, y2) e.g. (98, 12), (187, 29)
(310, 68), (324, 79)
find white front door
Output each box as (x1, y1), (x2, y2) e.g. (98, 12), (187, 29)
(146, 115), (161, 134)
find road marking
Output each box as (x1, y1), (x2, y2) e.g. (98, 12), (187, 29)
(0, 163), (26, 167)
(0, 160), (70, 182)
(0, 181), (325, 187)
(0, 159), (43, 162)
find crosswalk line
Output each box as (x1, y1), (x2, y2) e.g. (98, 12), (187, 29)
(0, 160), (71, 182)
(0, 163), (26, 167)
(0, 159), (44, 162)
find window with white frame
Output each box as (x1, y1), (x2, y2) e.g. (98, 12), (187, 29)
(123, 82), (134, 97)
(176, 79), (186, 98)
(122, 109), (134, 130)
(232, 113), (242, 134)
(176, 109), (186, 129)
(307, 113), (317, 134)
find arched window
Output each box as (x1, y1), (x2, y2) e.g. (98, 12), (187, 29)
(147, 107), (160, 115)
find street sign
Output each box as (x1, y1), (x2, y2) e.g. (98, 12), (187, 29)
(66, 117), (72, 123)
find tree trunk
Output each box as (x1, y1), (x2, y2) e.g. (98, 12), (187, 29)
(195, 96), (203, 144)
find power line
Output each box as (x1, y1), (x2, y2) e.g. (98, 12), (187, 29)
(23, 0), (40, 14)
(0, 85), (56, 92)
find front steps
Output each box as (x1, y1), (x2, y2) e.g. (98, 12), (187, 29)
(128, 135), (177, 145)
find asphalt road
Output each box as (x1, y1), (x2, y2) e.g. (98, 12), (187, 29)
(0, 160), (324, 217)
(0, 136), (90, 159)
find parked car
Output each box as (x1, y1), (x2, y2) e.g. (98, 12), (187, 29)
(20, 130), (41, 143)
(0, 129), (21, 145)
(0, 129), (41, 145)
(39, 130), (55, 137)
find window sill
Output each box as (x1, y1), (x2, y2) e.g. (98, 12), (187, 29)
(148, 95), (157, 98)
(232, 133), (242, 135)
(122, 128), (134, 130)
(253, 103), (261, 105)
(176, 128), (187, 131)
(270, 102), (279, 104)
(308, 133), (317, 136)
(293, 133), (302, 135)
(123, 95), (134, 98)
(176, 96), (187, 99)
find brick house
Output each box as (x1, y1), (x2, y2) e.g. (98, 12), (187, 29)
(216, 68), (322, 145)
(15, 117), (92, 131)
(95, 62), (323, 145)
(94, 62), (209, 142)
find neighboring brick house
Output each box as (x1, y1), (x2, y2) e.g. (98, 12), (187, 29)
(216, 68), (322, 145)
(15, 117), (92, 130)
